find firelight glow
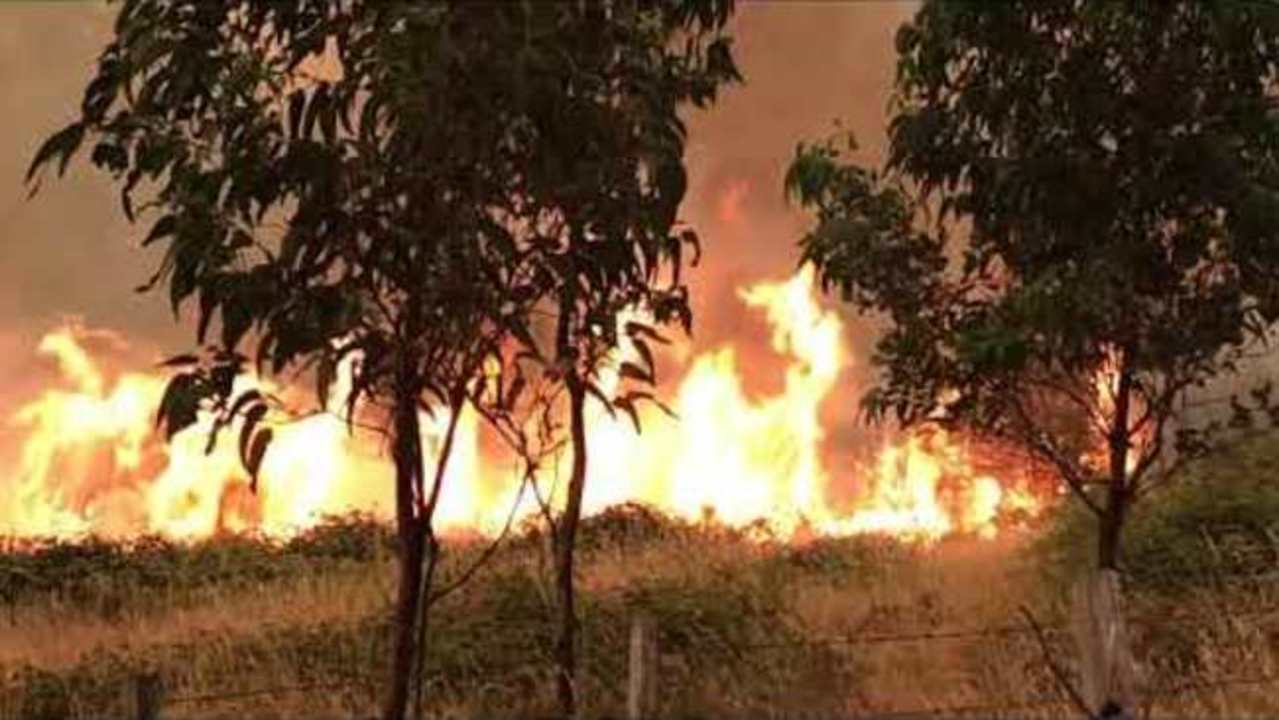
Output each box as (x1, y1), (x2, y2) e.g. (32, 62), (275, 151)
(0, 269), (1047, 542)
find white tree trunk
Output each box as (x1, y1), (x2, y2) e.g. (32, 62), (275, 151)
(1071, 569), (1138, 715)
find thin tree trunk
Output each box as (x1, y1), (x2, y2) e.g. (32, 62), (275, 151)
(385, 395), (425, 720)
(412, 533), (440, 720)
(1089, 354), (1137, 715)
(1097, 498), (1126, 571)
(1099, 357), (1134, 571)
(555, 373), (588, 718)
(412, 392), (464, 720)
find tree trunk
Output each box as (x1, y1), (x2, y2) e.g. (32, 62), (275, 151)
(554, 374), (588, 718)
(1086, 354), (1137, 715)
(412, 393), (464, 720)
(1098, 493), (1127, 571)
(1072, 569), (1137, 715)
(1100, 357), (1134, 572)
(385, 396), (425, 720)
(412, 533), (440, 720)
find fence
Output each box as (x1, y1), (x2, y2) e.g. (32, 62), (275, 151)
(121, 594), (1279, 720)
(126, 664), (1279, 720)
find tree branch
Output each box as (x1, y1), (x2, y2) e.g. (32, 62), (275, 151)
(1007, 393), (1104, 516)
(426, 466), (532, 606)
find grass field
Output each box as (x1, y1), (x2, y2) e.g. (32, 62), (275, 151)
(1, 504), (1277, 719)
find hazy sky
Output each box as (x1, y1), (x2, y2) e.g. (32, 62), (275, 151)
(0, 2), (917, 447)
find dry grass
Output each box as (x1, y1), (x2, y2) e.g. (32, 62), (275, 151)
(1, 512), (1277, 719)
(0, 562), (394, 670)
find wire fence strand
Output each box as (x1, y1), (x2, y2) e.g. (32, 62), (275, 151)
(7, 600), (1278, 716)
(157, 671), (1279, 717)
(732, 601), (1279, 652)
(167, 677), (377, 706)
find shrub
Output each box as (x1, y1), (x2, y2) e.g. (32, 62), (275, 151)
(1034, 435), (1279, 600)
(0, 513), (396, 616)
(283, 512), (395, 562)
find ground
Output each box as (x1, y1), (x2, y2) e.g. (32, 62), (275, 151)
(1, 505), (1277, 719)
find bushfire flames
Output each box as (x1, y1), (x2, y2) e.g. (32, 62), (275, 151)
(0, 269), (1048, 543)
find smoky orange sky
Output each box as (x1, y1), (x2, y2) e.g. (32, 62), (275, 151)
(0, 2), (918, 465)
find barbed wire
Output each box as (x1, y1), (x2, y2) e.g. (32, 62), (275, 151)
(880, 672), (1279, 719)
(1158, 671), (1279, 698)
(861, 695), (1072, 719)
(206, 598), (1273, 654)
(4, 613), (1276, 717)
(723, 602), (1279, 652)
(4, 560), (1278, 714)
(152, 670), (1279, 716)
(6, 585), (1270, 651)
(167, 677), (376, 706)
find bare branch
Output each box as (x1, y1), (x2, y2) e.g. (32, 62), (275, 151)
(427, 466), (532, 606)
(1008, 393), (1104, 515)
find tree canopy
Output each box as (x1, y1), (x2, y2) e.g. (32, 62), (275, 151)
(28, 1), (739, 718)
(787, 0), (1279, 570)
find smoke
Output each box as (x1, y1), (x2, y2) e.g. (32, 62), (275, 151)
(0, 2), (919, 466)
(678, 2), (918, 470)
(683, 2), (914, 332)
(0, 4), (181, 409)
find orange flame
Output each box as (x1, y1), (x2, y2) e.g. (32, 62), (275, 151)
(1, 271), (1046, 542)
(1082, 350), (1153, 479)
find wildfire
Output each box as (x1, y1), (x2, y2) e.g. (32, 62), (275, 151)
(0, 270), (1046, 542)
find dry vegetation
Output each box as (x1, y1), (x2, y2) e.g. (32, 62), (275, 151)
(2, 483), (1278, 720)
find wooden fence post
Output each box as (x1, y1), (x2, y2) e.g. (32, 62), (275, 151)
(627, 613), (658, 720)
(1071, 569), (1137, 716)
(134, 672), (163, 720)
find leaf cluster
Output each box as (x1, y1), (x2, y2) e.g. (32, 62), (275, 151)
(29, 0), (740, 483)
(788, 0), (1279, 504)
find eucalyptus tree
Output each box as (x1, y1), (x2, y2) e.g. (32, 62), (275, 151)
(472, 2), (739, 714)
(29, 1), (738, 717)
(788, 0), (1279, 574)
